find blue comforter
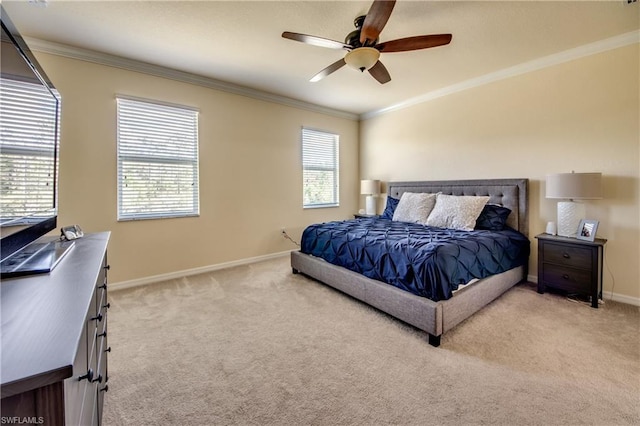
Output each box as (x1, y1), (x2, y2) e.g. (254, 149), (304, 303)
(301, 217), (530, 302)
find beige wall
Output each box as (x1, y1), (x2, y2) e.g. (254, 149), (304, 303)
(360, 45), (639, 301)
(34, 53), (359, 283)
(29, 43), (640, 301)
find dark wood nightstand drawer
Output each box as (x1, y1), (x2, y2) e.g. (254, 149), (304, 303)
(542, 242), (592, 270)
(541, 264), (592, 292)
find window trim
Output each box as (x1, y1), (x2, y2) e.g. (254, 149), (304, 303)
(301, 127), (339, 209)
(116, 96), (200, 221)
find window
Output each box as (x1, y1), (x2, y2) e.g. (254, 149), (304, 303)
(0, 78), (59, 222)
(302, 128), (339, 208)
(117, 97), (199, 221)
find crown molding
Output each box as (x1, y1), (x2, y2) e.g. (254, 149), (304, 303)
(361, 30), (640, 120)
(24, 37), (359, 121)
(24, 30), (639, 123)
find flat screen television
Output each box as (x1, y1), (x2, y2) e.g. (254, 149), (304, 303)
(1, 7), (71, 278)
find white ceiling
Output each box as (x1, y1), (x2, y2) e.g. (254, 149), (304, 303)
(3, 1), (639, 116)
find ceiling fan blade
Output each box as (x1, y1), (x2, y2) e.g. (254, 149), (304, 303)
(368, 60), (391, 84)
(310, 58), (347, 82)
(360, 0), (396, 46)
(282, 31), (351, 50)
(376, 34), (453, 52)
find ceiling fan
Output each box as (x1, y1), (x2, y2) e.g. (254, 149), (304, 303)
(282, 0), (452, 84)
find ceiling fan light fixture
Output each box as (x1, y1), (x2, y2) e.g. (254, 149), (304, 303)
(344, 47), (380, 72)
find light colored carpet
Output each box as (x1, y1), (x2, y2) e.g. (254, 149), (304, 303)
(104, 256), (640, 425)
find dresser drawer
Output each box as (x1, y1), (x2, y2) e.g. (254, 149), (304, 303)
(541, 263), (592, 292)
(542, 242), (592, 269)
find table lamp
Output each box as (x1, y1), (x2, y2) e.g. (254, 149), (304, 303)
(360, 179), (380, 215)
(546, 172), (602, 237)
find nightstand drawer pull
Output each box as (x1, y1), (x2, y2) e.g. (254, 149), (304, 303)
(562, 253), (570, 259)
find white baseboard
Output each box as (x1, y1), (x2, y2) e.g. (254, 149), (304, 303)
(112, 260), (639, 307)
(604, 292), (640, 307)
(527, 274), (640, 307)
(110, 250), (294, 291)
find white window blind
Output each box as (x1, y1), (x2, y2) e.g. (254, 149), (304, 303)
(117, 97), (199, 221)
(0, 78), (58, 222)
(302, 128), (339, 208)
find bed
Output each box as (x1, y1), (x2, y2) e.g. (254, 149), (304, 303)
(291, 178), (529, 347)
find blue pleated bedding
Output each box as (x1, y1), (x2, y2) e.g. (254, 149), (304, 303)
(300, 217), (530, 302)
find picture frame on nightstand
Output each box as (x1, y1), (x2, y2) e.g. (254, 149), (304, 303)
(577, 219), (598, 242)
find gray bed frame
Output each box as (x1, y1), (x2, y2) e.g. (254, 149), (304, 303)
(291, 178), (529, 347)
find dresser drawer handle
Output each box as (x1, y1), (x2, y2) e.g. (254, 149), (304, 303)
(562, 274), (570, 280)
(79, 369), (93, 382)
(98, 331), (107, 338)
(100, 385), (109, 393)
(91, 313), (103, 322)
(105, 346), (111, 353)
(104, 264), (111, 271)
(92, 374), (103, 384)
(562, 253), (570, 259)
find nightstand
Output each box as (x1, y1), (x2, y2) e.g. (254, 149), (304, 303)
(535, 233), (607, 308)
(353, 213), (377, 219)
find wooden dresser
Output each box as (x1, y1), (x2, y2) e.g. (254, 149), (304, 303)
(1, 232), (111, 425)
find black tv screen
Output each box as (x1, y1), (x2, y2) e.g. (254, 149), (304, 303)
(1, 6), (60, 265)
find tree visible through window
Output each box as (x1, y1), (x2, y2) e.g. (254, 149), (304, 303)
(117, 97), (199, 221)
(302, 128), (339, 208)
(0, 78), (58, 223)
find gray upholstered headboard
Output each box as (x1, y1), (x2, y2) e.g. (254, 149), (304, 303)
(387, 179), (529, 237)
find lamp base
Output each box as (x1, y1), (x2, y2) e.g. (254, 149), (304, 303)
(557, 201), (585, 238)
(365, 195), (376, 215)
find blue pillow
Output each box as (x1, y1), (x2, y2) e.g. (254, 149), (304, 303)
(380, 196), (400, 220)
(475, 204), (511, 231)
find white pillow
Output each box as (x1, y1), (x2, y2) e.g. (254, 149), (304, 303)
(426, 194), (490, 231)
(392, 192), (437, 225)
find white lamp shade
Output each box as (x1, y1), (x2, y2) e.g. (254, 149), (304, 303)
(345, 48), (380, 72)
(546, 173), (602, 200)
(360, 179), (380, 195)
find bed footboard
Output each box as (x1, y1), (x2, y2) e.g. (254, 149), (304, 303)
(291, 250), (442, 339)
(291, 251), (525, 347)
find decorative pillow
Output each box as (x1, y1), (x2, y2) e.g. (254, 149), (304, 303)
(392, 192), (437, 225)
(475, 204), (512, 231)
(380, 196), (399, 220)
(426, 194), (490, 231)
